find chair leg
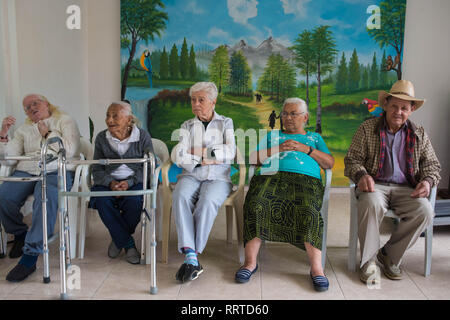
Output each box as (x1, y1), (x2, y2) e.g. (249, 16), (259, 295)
(0, 223), (6, 258)
(233, 197), (245, 265)
(348, 198), (359, 272)
(226, 205), (233, 244)
(161, 201), (171, 264)
(78, 198), (88, 259)
(67, 197), (78, 259)
(321, 211), (328, 270)
(424, 223), (433, 277)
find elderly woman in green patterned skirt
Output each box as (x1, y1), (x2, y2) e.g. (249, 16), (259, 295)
(235, 98), (334, 292)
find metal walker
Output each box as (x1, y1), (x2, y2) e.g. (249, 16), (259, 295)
(1, 137), (158, 299)
(0, 137), (70, 284)
(58, 147), (158, 299)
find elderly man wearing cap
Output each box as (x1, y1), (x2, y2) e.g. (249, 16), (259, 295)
(344, 80), (441, 284)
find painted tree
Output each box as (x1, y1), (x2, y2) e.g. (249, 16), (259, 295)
(369, 52), (379, 89)
(361, 67), (369, 90)
(120, 0), (168, 99)
(335, 52), (348, 94)
(292, 30), (315, 108)
(311, 25), (337, 133)
(348, 49), (360, 92)
(208, 45), (230, 94)
(159, 46), (169, 80)
(169, 44), (179, 79)
(189, 45), (197, 80)
(229, 51), (252, 96)
(367, 0), (406, 80)
(379, 50), (388, 87)
(258, 54), (296, 102)
(179, 38), (189, 80)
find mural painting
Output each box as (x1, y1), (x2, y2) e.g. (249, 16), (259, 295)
(120, 0), (407, 186)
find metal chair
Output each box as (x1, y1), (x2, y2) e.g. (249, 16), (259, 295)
(247, 166), (332, 269)
(160, 148), (246, 264)
(347, 181), (437, 277)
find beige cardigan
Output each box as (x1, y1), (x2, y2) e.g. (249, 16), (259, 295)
(0, 113), (81, 174)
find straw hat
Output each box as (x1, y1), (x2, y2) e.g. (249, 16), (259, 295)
(378, 80), (425, 110)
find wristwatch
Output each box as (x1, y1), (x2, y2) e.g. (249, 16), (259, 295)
(44, 130), (52, 139)
(307, 146), (314, 155)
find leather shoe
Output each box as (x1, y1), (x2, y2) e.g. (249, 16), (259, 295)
(6, 263), (36, 282)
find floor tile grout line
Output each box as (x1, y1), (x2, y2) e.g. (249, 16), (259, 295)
(405, 269), (429, 300)
(325, 252), (347, 300)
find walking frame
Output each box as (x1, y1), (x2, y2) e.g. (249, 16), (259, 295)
(0, 137), (158, 299)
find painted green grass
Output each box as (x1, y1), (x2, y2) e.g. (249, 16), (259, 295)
(126, 77), (196, 88)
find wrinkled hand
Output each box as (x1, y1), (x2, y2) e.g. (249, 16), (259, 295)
(411, 180), (430, 198)
(189, 147), (205, 158)
(109, 180), (129, 198)
(357, 174), (375, 192)
(278, 140), (309, 153)
(37, 120), (50, 137)
(1, 116), (16, 136)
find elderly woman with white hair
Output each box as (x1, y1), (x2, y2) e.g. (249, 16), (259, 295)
(235, 97), (334, 292)
(89, 101), (154, 264)
(172, 82), (236, 283)
(0, 94), (80, 282)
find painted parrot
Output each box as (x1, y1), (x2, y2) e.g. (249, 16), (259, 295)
(362, 98), (383, 117)
(140, 49), (153, 88)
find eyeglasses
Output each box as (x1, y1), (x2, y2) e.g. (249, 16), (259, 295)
(24, 100), (45, 112)
(280, 111), (304, 118)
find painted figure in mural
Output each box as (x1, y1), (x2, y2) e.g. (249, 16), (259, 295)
(236, 98), (334, 292)
(140, 49), (153, 88)
(344, 80), (441, 286)
(0, 94), (81, 282)
(171, 82), (236, 283)
(276, 111), (284, 131)
(362, 98), (383, 117)
(89, 102), (154, 265)
(268, 110), (277, 130)
(255, 93), (262, 103)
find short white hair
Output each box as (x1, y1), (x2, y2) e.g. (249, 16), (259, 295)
(189, 82), (218, 102)
(283, 97), (308, 114)
(108, 101), (140, 126)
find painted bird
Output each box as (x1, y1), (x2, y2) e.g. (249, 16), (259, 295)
(140, 49), (153, 88)
(362, 98), (383, 117)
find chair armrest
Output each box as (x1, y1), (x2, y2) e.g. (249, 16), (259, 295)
(161, 160), (173, 191)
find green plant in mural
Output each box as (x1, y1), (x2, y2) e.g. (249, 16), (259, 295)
(367, 0), (406, 80)
(292, 30), (316, 108)
(89, 116), (94, 144)
(120, 0), (168, 99)
(209, 45), (230, 94)
(228, 51), (252, 96)
(311, 25), (337, 134)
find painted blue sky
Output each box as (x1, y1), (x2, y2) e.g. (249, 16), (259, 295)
(122, 0), (402, 67)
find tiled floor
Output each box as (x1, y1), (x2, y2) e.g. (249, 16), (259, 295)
(1, 189), (450, 300)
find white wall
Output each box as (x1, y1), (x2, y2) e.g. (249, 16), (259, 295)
(1, 0), (120, 140)
(404, 0), (450, 189)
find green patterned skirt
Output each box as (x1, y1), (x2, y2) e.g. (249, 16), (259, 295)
(243, 171), (324, 251)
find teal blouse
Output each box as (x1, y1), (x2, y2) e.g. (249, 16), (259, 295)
(256, 130), (331, 179)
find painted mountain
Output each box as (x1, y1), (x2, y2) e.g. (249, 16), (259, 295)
(198, 37), (295, 86)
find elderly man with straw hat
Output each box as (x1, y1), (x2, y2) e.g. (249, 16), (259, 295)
(344, 80), (441, 285)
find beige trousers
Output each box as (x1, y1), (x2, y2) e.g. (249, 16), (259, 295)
(356, 183), (434, 267)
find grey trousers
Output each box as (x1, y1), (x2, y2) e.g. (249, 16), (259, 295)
(356, 183), (434, 267)
(172, 175), (231, 254)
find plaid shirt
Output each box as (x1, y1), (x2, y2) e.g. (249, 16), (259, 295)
(344, 116), (441, 187)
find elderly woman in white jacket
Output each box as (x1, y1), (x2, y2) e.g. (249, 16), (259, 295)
(0, 94), (80, 282)
(172, 82), (236, 283)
